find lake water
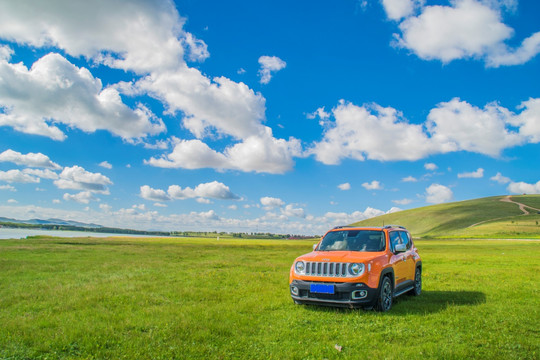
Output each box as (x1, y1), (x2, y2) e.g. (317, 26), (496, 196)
(0, 228), (167, 239)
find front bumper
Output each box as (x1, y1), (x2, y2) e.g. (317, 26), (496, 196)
(290, 280), (377, 308)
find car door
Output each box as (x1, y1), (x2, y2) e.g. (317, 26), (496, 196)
(398, 231), (416, 282)
(388, 231), (408, 287)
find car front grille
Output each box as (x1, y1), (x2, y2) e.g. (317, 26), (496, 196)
(305, 262), (350, 277)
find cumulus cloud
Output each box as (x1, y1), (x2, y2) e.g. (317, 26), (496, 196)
(382, 0), (423, 20)
(310, 101), (436, 164)
(140, 185), (171, 202)
(310, 97), (540, 164)
(490, 172), (511, 184)
(0, 184), (16, 191)
(0, 1), (299, 172)
(338, 183), (351, 190)
(458, 168), (484, 178)
(63, 191), (96, 204)
(146, 129), (302, 174)
(22, 168), (59, 180)
(99, 161), (112, 169)
(54, 166), (112, 194)
(0, 149), (61, 169)
(141, 181), (239, 203)
(425, 183), (453, 204)
(0, 53), (165, 140)
(260, 197), (285, 210)
(168, 181), (239, 200)
(507, 180), (540, 194)
(0, 169), (40, 183)
(388, 0), (540, 66)
(424, 163), (438, 171)
(402, 175), (418, 182)
(258, 55), (287, 84)
(362, 180), (382, 190)
(393, 198), (413, 205)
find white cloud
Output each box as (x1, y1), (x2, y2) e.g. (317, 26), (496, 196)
(140, 185), (171, 202)
(63, 191), (96, 204)
(393, 198), (413, 205)
(7, 199), (17, 204)
(0, 1), (297, 173)
(425, 183), (453, 204)
(258, 55), (286, 84)
(228, 205), (238, 210)
(168, 181), (239, 200)
(362, 180), (382, 190)
(391, 0), (540, 66)
(458, 168), (484, 178)
(182, 32), (210, 62)
(382, 0), (423, 20)
(154, 202), (168, 208)
(0, 53), (165, 140)
(310, 101), (436, 164)
(100, 203), (112, 212)
(307, 107), (331, 121)
(0, 149), (61, 169)
(507, 180), (540, 194)
(426, 98), (523, 156)
(99, 161), (112, 169)
(0, 0), (189, 74)
(490, 172), (511, 184)
(424, 163), (438, 171)
(0, 169), (40, 183)
(260, 197), (285, 210)
(311, 98), (540, 164)
(54, 166), (112, 194)
(402, 175), (418, 182)
(0, 184), (16, 191)
(282, 204), (306, 218)
(22, 169), (58, 180)
(338, 183), (351, 191)
(146, 129), (301, 174)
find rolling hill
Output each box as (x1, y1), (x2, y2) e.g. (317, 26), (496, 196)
(350, 195), (540, 239)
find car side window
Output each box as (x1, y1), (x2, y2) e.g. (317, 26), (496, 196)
(399, 231), (411, 250)
(389, 231), (401, 253)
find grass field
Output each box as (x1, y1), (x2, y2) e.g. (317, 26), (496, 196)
(1, 236), (539, 359)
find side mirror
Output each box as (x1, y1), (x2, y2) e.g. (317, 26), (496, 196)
(395, 244), (406, 253)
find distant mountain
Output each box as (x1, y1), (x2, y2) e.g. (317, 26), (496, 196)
(0, 217), (102, 228)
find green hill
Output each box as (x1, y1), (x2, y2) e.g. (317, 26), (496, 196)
(350, 195), (540, 239)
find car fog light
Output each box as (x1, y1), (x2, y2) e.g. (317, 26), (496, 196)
(291, 286), (299, 296)
(352, 290), (368, 299)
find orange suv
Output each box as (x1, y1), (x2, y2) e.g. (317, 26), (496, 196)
(289, 225), (421, 311)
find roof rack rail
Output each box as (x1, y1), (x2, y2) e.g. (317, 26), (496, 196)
(383, 224), (406, 229)
(332, 225), (347, 229)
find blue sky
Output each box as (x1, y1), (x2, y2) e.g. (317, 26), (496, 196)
(0, 0), (539, 235)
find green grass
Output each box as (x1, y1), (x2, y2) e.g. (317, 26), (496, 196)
(351, 195), (540, 239)
(1, 236), (539, 359)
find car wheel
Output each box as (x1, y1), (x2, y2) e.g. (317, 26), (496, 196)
(376, 276), (393, 312)
(412, 267), (422, 296)
(293, 300), (303, 305)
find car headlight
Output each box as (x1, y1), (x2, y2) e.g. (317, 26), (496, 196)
(349, 263), (365, 276)
(295, 261), (305, 274)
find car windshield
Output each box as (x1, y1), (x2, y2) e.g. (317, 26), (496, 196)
(318, 230), (385, 252)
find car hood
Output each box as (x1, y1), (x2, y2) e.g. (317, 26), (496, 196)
(297, 251), (382, 263)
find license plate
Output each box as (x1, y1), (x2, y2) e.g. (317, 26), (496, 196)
(310, 283), (335, 294)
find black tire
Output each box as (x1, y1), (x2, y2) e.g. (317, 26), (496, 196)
(376, 276), (393, 312)
(293, 300), (303, 305)
(412, 267), (422, 296)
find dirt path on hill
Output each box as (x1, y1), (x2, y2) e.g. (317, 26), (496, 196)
(500, 195), (540, 214)
(467, 195), (540, 228)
